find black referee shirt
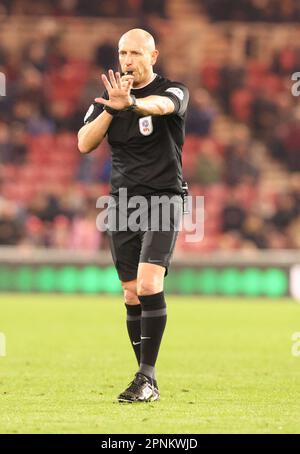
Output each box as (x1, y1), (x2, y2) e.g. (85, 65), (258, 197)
(83, 74), (189, 197)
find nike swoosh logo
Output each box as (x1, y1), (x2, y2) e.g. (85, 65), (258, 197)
(133, 341), (141, 346)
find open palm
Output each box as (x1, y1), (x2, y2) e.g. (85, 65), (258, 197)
(95, 69), (134, 110)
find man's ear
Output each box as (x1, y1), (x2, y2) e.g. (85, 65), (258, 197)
(151, 49), (159, 66)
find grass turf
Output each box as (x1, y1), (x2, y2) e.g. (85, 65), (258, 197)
(0, 294), (300, 434)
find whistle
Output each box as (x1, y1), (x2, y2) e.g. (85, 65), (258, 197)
(121, 71), (134, 76)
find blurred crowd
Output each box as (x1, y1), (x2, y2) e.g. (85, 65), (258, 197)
(181, 41), (300, 250)
(190, 45), (300, 172)
(0, 7), (300, 252)
(1, 0), (299, 22)
(0, 0), (168, 18)
(202, 0), (300, 22)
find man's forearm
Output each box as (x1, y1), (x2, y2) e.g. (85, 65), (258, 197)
(78, 95), (175, 153)
(78, 110), (113, 153)
(134, 95), (175, 116)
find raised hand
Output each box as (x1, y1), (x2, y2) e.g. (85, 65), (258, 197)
(95, 69), (134, 111)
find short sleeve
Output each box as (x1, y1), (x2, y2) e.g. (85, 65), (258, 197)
(83, 90), (108, 124)
(159, 83), (189, 116)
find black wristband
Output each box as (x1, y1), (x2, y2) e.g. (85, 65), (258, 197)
(124, 95), (137, 111)
(104, 95), (137, 115)
(104, 105), (120, 116)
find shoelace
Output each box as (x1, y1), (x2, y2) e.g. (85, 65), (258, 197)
(125, 374), (148, 394)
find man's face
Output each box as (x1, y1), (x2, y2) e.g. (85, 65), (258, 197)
(118, 38), (157, 86)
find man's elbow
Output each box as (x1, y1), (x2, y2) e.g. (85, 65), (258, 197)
(78, 139), (93, 154)
(77, 132), (97, 154)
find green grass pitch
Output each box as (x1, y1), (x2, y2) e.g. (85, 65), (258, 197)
(0, 294), (300, 434)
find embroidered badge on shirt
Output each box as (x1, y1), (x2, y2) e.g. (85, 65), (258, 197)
(139, 116), (153, 136)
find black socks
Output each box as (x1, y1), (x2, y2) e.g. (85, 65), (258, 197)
(138, 291), (167, 379)
(125, 303), (141, 365)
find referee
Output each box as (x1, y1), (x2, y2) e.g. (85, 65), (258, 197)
(78, 28), (189, 403)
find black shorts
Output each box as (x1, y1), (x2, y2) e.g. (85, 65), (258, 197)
(107, 194), (183, 282)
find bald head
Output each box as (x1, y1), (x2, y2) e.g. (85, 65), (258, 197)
(118, 28), (158, 88)
(119, 28), (156, 52)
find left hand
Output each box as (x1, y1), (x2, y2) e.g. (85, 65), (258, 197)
(95, 69), (134, 111)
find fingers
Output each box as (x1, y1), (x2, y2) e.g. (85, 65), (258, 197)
(102, 70), (130, 91)
(98, 70), (134, 107)
(115, 72), (122, 89)
(121, 74), (134, 82)
(121, 75), (134, 86)
(101, 74), (112, 93)
(108, 69), (118, 89)
(121, 76), (134, 92)
(127, 78), (134, 93)
(121, 79), (129, 91)
(94, 96), (109, 105)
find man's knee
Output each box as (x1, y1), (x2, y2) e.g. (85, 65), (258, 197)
(124, 289), (140, 305)
(121, 280), (139, 305)
(137, 277), (164, 296)
(137, 263), (165, 296)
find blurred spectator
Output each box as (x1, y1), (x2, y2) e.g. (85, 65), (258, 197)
(29, 193), (61, 222)
(287, 215), (300, 248)
(52, 215), (71, 248)
(250, 89), (279, 139)
(0, 45), (8, 66)
(23, 41), (49, 74)
(0, 122), (11, 163)
(0, 200), (22, 245)
(218, 62), (245, 113)
(224, 139), (259, 186)
(186, 89), (216, 137)
(24, 215), (47, 247)
(9, 122), (28, 164)
(222, 193), (246, 233)
(70, 198), (101, 250)
(94, 40), (117, 72)
(242, 212), (268, 249)
(140, 0), (168, 19)
(272, 46), (299, 76)
(196, 140), (223, 185)
(0, 122), (28, 164)
(53, 0), (79, 17)
(270, 193), (298, 229)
